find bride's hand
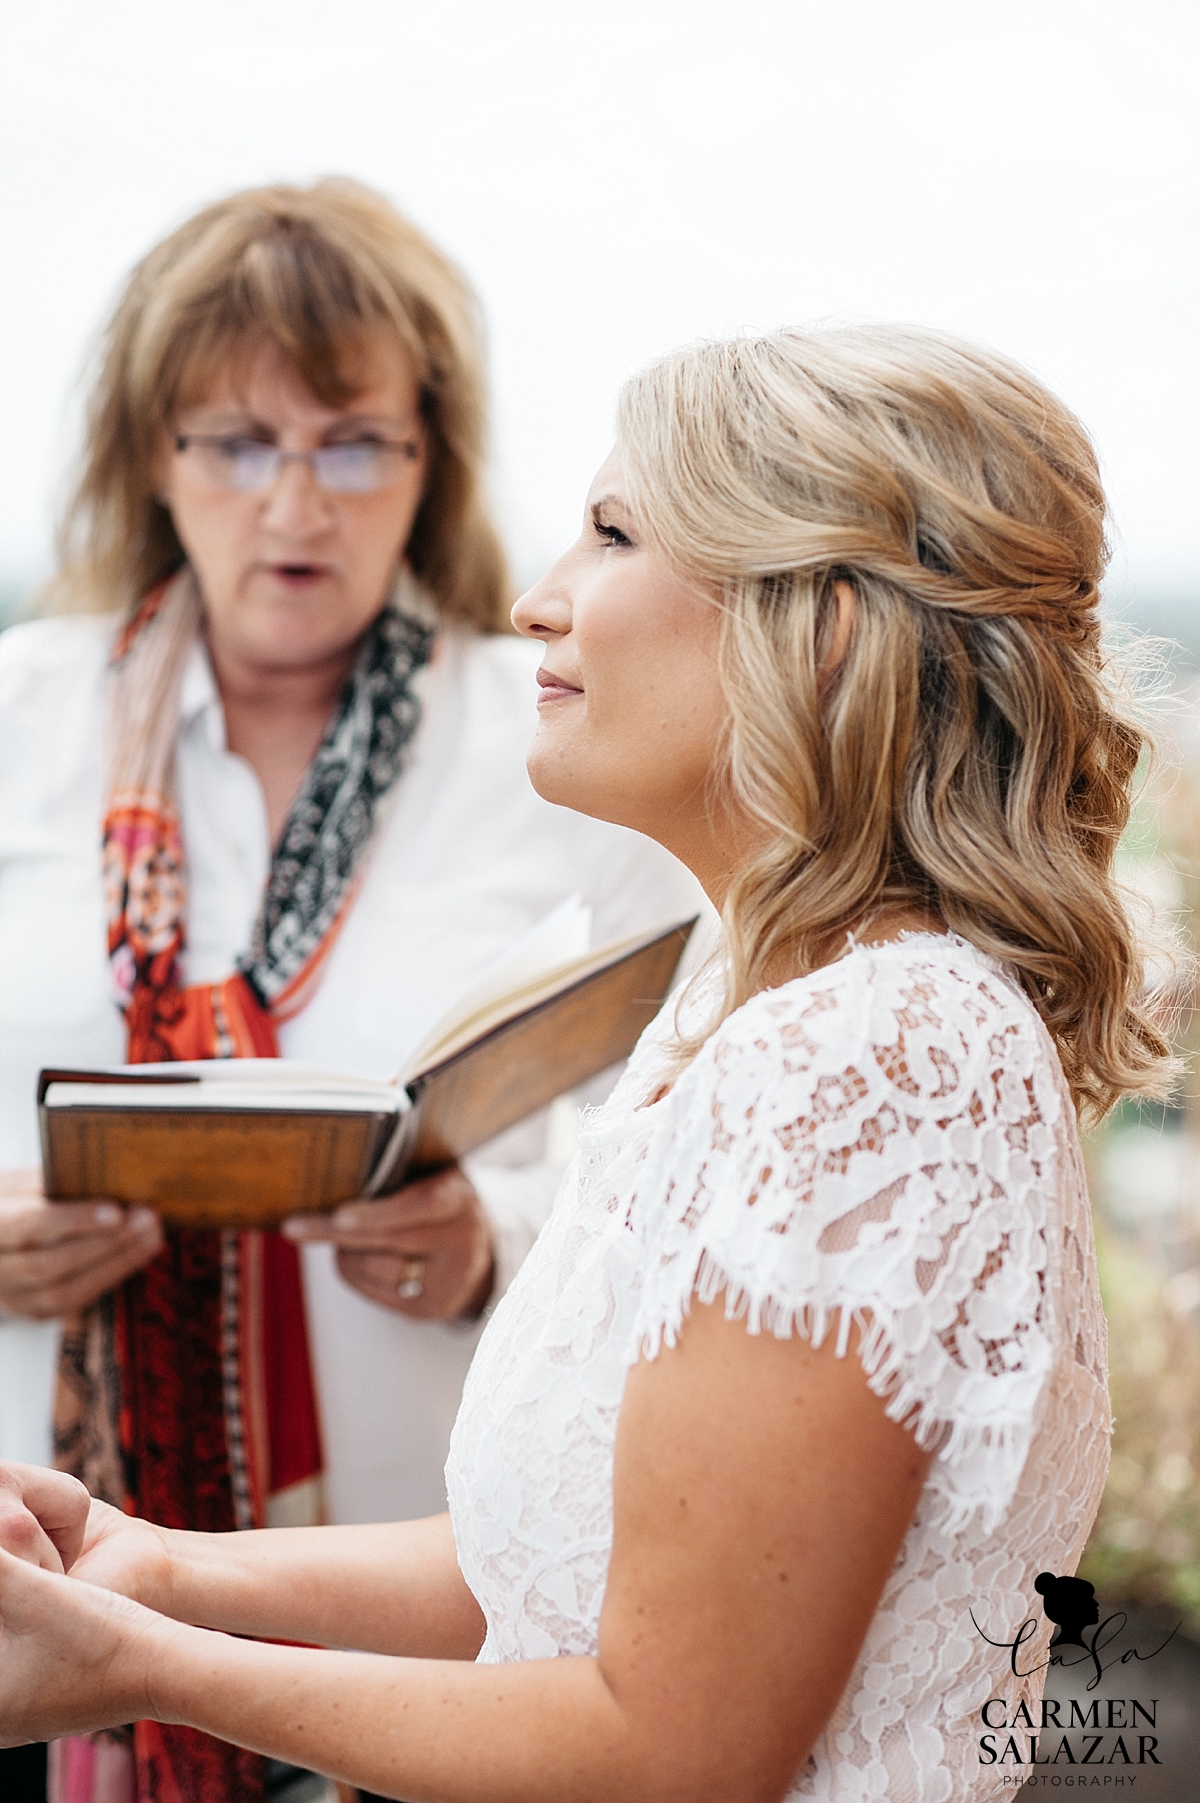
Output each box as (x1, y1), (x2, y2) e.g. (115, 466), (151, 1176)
(0, 1461), (173, 1613)
(0, 1548), (170, 1745)
(71, 1495), (175, 1614)
(0, 1461), (90, 1573)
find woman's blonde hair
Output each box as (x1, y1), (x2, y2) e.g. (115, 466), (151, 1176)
(47, 178), (509, 628)
(618, 326), (1173, 1120)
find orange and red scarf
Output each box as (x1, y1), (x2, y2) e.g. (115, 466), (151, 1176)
(52, 570), (434, 1803)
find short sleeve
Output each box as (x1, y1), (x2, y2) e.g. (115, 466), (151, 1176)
(628, 945), (1068, 1531)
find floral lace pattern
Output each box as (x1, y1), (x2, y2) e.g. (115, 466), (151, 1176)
(446, 937), (1110, 1800)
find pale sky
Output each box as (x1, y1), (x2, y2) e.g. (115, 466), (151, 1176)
(1, 0), (1196, 633)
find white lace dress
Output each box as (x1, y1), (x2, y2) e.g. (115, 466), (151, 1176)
(445, 935), (1110, 1800)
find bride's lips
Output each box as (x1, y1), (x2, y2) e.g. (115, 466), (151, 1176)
(536, 667), (584, 705)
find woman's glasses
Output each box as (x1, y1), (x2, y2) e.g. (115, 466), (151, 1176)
(173, 434), (421, 495)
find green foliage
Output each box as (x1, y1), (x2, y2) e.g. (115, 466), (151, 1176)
(1081, 747), (1200, 1635)
(1079, 1221), (1200, 1632)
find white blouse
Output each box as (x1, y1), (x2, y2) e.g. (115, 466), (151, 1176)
(446, 934), (1110, 1800)
(0, 612), (706, 1521)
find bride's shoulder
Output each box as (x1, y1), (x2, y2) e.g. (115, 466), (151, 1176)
(682, 932), (1061, 1124)
(599, 932), (1062, 1148)
(627, 933), (1079, 1535)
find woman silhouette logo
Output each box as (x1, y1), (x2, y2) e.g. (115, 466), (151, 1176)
(1034, 1571), (1100, 1648)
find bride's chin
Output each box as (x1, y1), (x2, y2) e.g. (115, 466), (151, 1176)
(525, 744), (620, 825)
(525, 748), (579, 811)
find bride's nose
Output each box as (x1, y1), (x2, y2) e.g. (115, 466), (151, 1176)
(512, 570), (573, 640)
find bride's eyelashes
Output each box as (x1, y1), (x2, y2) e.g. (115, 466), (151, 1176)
(590, 509), (633, 549)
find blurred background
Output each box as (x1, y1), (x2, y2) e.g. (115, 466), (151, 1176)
(2, 0), (1198, 1783)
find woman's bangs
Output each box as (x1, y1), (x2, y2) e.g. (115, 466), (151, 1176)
(168, 231), (412, 413)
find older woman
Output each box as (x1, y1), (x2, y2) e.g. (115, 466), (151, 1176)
(0, 327), (1171, 1801)
(0, 181), (700, 1802)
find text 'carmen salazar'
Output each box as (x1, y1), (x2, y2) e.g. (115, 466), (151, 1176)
(978, 1695), (1160, 1768)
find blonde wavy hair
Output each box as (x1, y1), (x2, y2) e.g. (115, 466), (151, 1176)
(46, 178), (509, 628)
(617, 327), (1173, 1120)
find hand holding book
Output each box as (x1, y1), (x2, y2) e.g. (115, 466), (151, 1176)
(282, 1164), (495, 1320)
(0, 1170), (164, 1320)
(39, 914), (696, 1231)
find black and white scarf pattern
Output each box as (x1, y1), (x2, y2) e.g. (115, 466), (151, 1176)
(239, 592), (436, 1007)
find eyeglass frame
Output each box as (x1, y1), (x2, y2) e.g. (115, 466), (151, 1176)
(172, 432), (423, 495)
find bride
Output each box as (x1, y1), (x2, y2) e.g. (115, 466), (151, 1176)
(0, 325), (1171, 1801)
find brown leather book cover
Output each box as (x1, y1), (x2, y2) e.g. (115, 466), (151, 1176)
(39, 919), (695, 1229)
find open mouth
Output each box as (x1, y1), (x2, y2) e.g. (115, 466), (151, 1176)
(268, 562), (327, 583)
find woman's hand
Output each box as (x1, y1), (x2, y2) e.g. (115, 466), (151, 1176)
(0, 1170), (163, 1318)
(69, 1496), (175, 1615)
(0, 1460), (170, 1610)
(0, 1547), (169, 1746)
(0, 1311), (936, 1797)
(283, 1166), (495, 1321)
(0, 1461), (91, 1573)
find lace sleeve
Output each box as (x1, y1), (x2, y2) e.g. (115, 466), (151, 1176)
(629, 945), (1069, 1531)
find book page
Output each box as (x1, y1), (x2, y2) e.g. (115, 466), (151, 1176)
(43, 1063), (403, 1111)
(43, 1080), (405, 1115)
(401, 895), (592, 1077)
(403, 920), (683, 1082)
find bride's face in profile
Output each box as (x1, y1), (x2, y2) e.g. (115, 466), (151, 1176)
(512, 449), (730, 881)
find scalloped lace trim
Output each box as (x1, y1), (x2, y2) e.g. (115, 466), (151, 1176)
(633, 1244), (1047, 1535)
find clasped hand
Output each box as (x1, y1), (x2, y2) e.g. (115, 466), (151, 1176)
(0, 1462), (173, 1746)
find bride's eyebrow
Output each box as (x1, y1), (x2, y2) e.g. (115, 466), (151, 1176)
(590, 494), (629, 520)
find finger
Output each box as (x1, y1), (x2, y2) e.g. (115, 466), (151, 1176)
(316, 1190), (470, 1241)
(282, 1204), (450, 1244)
(314, 1207), (483, 1261)
(297, 1222), (453, 1258)
(286, 1195), (453, 1238)
(279, 1211), (340, 1242)
(335, 1243), (488, 1322)
(0, 1465), (91, 1572)
(0, 1214), (160, 1292)
(0, 1215), (161, 1300)
(0, 1497), (65, 1573)
(337, 1249), (433, 1290)
(6, 1226), (165, 1320)
(0, 1200), (132, 1251)
(335, 1253), (440, 1320)
(282, 1168), (475, 1242)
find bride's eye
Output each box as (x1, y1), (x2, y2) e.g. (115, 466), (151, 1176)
(593, 518), (632, 548)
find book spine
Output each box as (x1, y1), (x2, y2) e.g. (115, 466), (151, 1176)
(361, 1103), (420, 1196)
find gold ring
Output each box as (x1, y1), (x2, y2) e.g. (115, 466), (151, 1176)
(397, 1257), (426, 1300)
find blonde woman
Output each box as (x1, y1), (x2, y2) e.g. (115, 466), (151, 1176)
(0, 328), (1170, 1801)
(0, 181), (700, 1802)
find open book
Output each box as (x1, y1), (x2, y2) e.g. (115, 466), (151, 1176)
(39, 907), (696, 1230)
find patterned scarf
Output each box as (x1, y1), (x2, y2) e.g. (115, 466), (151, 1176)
(51, 567), (435, 1803)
